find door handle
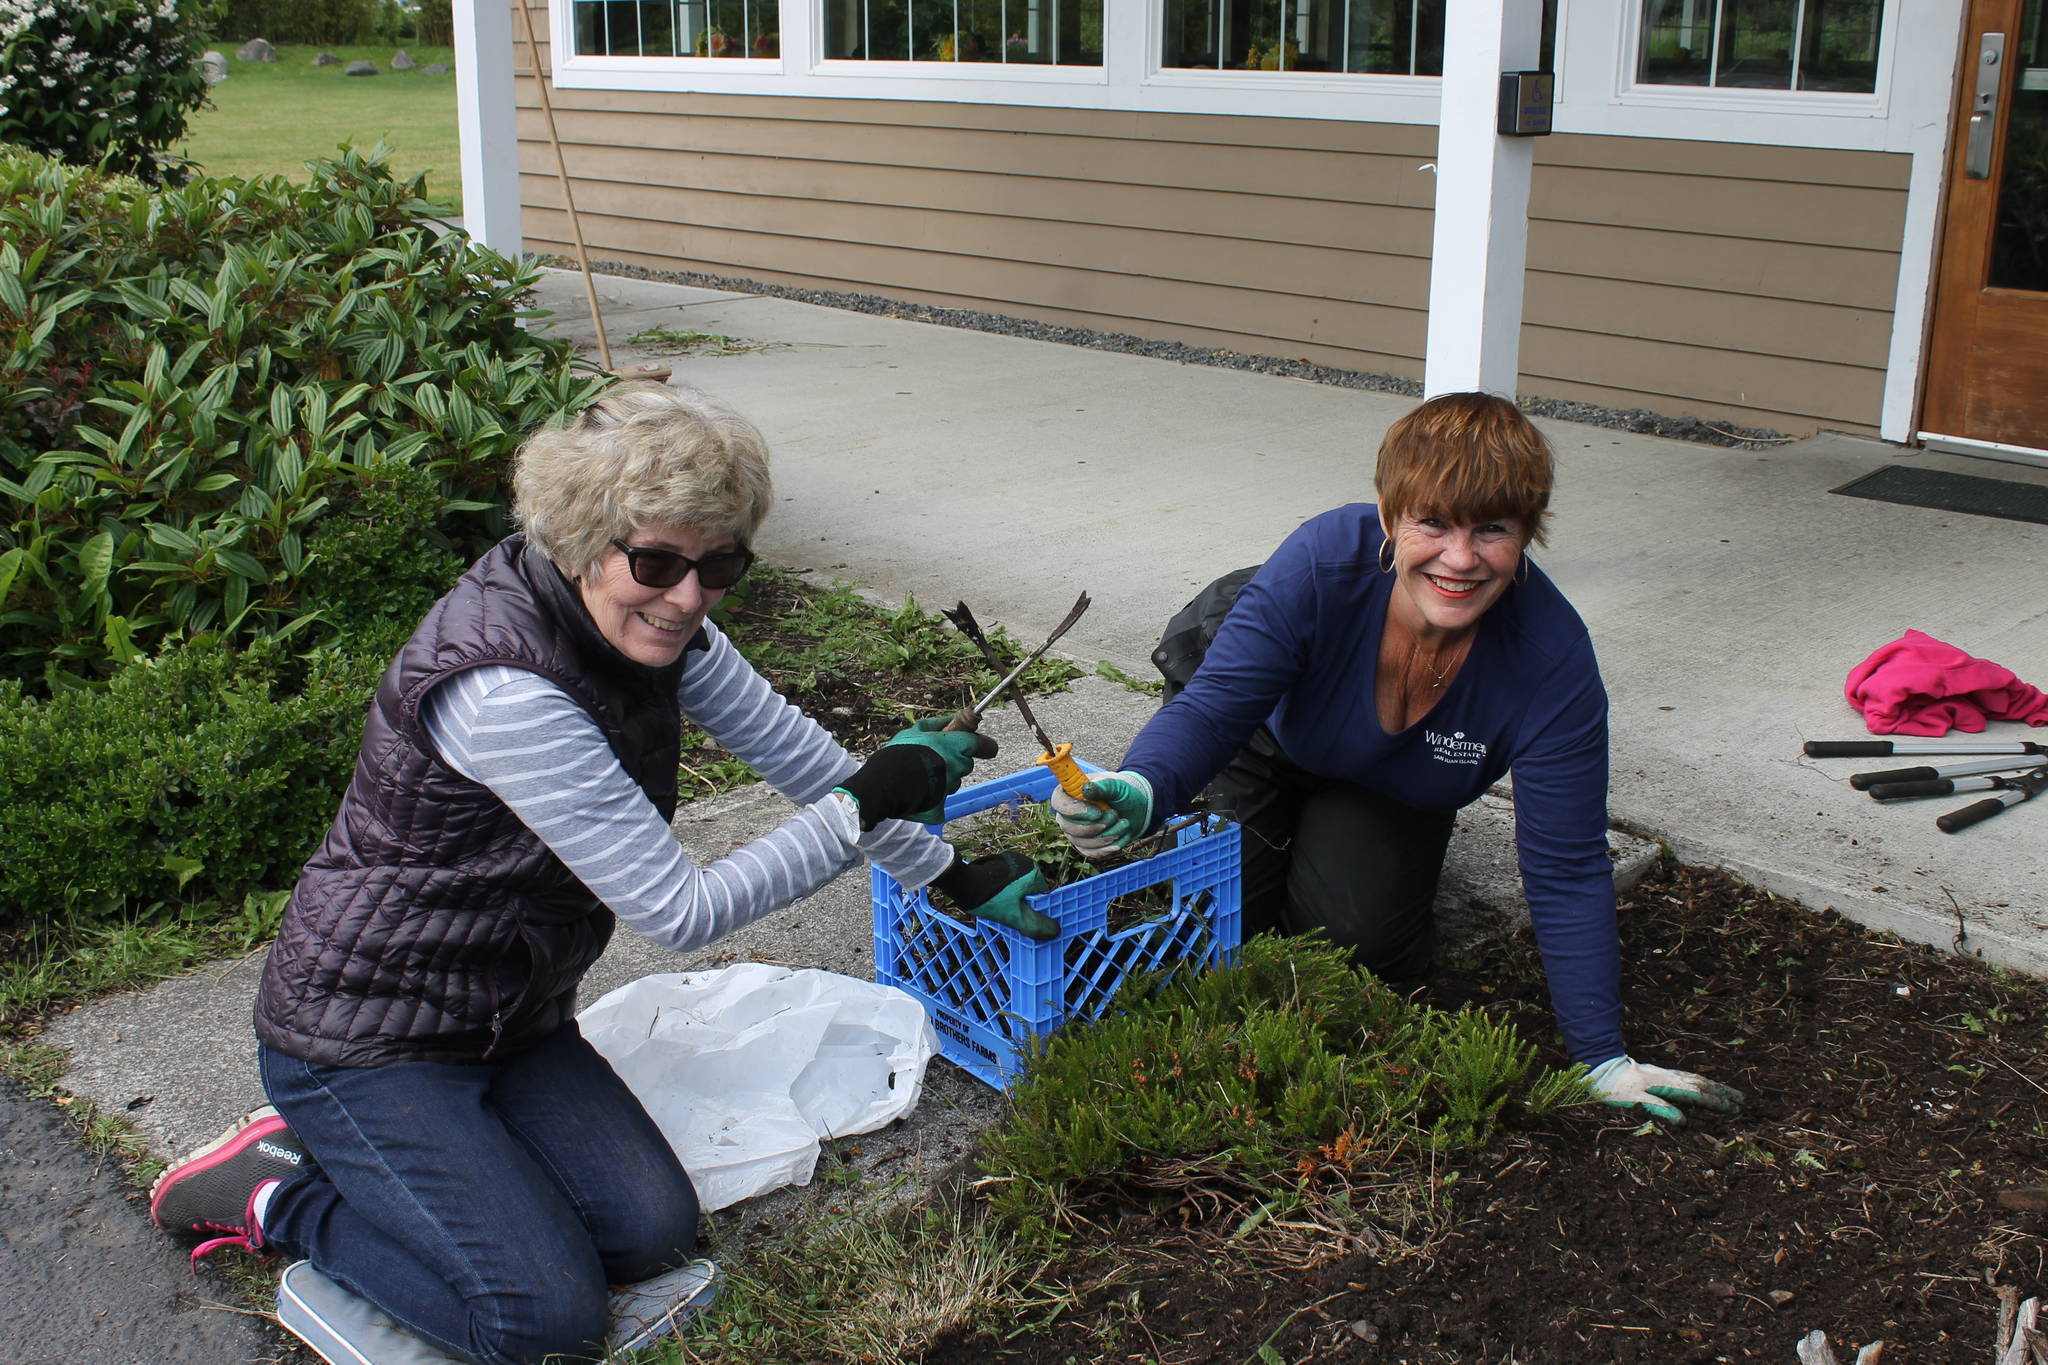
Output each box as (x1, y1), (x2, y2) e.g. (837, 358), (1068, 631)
(1968, 33), (2005, 179)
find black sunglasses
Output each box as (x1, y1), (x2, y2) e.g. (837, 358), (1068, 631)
(610, 539), (755, 591)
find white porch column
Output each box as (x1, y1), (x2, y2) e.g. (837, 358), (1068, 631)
(455, 0), (524, 256)
(1423, 0), (1542, 398)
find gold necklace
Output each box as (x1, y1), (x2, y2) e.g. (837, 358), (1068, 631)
(1412, 639), (1466, 690)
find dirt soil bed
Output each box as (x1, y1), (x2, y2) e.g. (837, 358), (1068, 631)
(927, 863), (2048, 1364)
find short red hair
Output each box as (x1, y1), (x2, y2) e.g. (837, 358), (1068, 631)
(1373, 392), (1553, 547)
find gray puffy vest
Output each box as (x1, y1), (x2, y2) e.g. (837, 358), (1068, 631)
(254, 535), (690, 1067)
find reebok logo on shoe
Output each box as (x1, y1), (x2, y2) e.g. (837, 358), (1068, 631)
(256, 1139), (304, 1166)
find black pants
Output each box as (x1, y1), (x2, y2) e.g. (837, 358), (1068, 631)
(1205, 730), (1456, 983)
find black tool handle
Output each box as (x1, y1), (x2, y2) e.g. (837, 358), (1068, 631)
(1938, 797), (2010, 834)
(1804, 741), (1894, 757)
(1848, 765), (1935, 790)
(1868, 778), (1956, 800)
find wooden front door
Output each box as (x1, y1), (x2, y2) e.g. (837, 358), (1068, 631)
(1922, 0), (2048, 458)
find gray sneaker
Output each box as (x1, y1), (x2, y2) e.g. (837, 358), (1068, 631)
(605, 1258), (722, 1354)
(275, 1260), (469, 1365)
(149, 1106), (307, 1265)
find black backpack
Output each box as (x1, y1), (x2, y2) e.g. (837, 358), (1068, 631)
(1151, 565), (1263, 705)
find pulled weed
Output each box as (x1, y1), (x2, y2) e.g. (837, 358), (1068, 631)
(626, 327), (789, 357)
(944, 796), (1176, 927)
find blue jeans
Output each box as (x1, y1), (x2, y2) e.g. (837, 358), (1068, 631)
(259, 1022), (700, 1365)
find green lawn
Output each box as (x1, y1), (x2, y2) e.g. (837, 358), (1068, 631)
(174, 44), (462, 212)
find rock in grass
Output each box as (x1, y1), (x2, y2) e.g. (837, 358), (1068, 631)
(420, 62), (450, 75)
(199, 51), (228, 84)
(236, 37), (277, 61)
(391, 49), (416, 69)
(313, 52), (339, 66)
(345, 60), (378, 76)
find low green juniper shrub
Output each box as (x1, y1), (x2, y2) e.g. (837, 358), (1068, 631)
(976, 934), (1589, 1244)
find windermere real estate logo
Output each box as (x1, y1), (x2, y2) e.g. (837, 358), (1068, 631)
(1427, 730), (1487, 767)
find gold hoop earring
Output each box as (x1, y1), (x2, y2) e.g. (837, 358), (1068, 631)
(1378, 539), (1395, 574)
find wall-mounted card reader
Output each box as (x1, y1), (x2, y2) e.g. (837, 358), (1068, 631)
(1497, 70), (1554, 137)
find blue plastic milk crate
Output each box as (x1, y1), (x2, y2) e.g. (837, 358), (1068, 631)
(871, 762), (1241, 1090)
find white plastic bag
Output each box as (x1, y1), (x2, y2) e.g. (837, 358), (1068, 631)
(578, 964), (936, 1211)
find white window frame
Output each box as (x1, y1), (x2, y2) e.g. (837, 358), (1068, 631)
(546, 0), (1945, 154)
(1543, 0), (1906, 151)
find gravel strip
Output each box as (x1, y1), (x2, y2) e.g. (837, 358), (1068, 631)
(568, 257), (1793, 450)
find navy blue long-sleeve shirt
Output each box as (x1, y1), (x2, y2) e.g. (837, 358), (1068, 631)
(1123, 503), (1625, 1065)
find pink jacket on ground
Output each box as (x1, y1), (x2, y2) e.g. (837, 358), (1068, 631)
(1845, 629), (2048, 736)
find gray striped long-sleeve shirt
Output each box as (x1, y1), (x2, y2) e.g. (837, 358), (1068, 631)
(420, 619), (955, 953)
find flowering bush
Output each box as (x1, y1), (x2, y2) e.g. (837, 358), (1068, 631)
(0, 0), (219, 182)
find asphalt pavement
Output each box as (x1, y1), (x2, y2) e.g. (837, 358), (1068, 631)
(12, 267), (2048, 1363)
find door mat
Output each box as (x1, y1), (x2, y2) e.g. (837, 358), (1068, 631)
(1832, 465), (2048, 526)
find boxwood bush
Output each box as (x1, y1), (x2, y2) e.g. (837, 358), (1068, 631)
(0, 144), (608, 691)
(0, 626), (402, 934)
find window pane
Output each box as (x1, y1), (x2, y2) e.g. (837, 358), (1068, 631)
(1638, 0), (1881, 94)
(573, 0), (751, 55)
(1161, 1), (1465, 77)
(606, 0), (640, 54)
(1637, 0), (1712, 84)
(639, 0), (675, 55)
(1990, 0), (2048, 291)
(702, 0), (747, 55)
(1715, 0), (1795, 90)
(1797, 0), (1881, 91)
(826, 0), (1101, 63)
(574, 0), (606, 53)
(1162, 0), (1221, 69)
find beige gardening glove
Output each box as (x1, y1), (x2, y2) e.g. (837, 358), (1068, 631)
(1587, 1056), (1744, 1126)
(1050, 771), (1154, 861)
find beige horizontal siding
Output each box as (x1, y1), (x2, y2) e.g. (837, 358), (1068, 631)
(515, 82), (1907, 436)
(521, 200), (1431, 367)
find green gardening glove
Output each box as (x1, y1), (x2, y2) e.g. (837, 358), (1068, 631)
(930, 852), (1058, 940)
(882, 718), (999, 825)
(1586, 1055), (1745, 1127)
(833, 721), (997, 831)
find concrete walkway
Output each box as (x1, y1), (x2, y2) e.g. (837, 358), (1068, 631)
(21, 267), (2048, 1361)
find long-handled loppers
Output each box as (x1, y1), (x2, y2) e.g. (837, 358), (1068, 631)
(1804, 739), (2048, 760)
(1935, 764), (2048, 833)
(1805, 738), (2048, 833)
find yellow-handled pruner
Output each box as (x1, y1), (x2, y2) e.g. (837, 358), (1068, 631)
(941, 594), (1093, 800)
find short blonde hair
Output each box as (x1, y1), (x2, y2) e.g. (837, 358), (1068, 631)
(513, 383), (774, 581)
(1373, 392), (1554, 547)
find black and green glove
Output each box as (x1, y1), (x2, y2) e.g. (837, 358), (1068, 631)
(930, 851), (1058, 940)
(834, 720), (998, 829)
